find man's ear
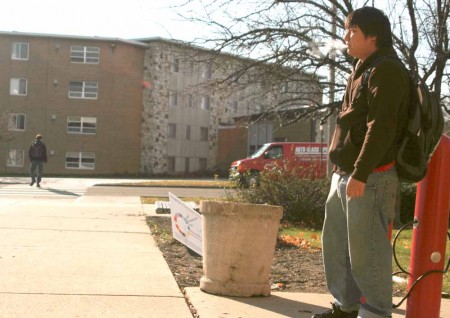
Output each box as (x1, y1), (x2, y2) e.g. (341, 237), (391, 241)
(368, 35), (378, 48)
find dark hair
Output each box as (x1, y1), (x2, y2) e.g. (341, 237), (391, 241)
(345, 7), (393, 48)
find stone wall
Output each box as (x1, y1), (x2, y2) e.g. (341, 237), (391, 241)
(140, 44), (170, 174)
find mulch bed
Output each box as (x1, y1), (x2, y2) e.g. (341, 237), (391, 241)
(146, 216), (328, 293)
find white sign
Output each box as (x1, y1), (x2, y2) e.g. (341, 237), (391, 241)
(169, 192), (203, 256)
(295, 146), (328, 155)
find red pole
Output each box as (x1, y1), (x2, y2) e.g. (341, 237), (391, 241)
(406, 135), (450, 318)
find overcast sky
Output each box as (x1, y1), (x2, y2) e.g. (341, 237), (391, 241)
(0, 0), (206, 41)
(0, 1), (396, 43)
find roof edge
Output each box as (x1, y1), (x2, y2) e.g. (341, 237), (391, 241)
(0, 30), (149, 48)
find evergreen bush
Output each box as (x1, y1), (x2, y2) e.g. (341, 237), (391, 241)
(231, 163), (330, 228)
(230, 164), (420, 229)
(399, 183), (417, 223)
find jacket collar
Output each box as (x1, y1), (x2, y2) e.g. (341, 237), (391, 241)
(352, 47), (399, 77)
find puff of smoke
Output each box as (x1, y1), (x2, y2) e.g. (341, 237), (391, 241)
(307, 39), (346, 58)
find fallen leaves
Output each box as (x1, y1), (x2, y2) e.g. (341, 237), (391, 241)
(278, 233), (319, 249)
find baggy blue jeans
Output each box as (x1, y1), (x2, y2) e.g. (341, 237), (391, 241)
(322, 169), (398, 318)
(30, 160), (43, 183)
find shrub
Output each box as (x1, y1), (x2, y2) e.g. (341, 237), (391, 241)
(398, 183), (450, 224)
(399, 183), (417, 224)
(229, 164), (422, 228)
(230, 163), (330, 228)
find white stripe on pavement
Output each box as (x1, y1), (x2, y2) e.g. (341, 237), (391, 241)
(0, 185), (86, 197)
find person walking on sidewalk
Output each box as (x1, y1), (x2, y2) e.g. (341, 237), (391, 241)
(313, 7), (410, 318)
(29, 134), (47, 188)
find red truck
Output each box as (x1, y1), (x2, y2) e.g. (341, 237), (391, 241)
(229, 142), (328, 186)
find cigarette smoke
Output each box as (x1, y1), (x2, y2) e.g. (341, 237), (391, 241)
(324, 39), (347, 54)
(308, 39), (346, 58)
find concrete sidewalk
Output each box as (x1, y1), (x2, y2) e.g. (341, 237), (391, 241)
(184, 287), (450, 317)
(0, 197), (193, 317)
(1, 197), (449, 317)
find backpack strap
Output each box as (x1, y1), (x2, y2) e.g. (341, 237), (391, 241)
(351, 66), (374, 105)
(360, 68), (372, 93)
(355, 56), (401, 104)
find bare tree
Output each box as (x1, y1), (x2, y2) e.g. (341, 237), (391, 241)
(172, 0), (449, 125)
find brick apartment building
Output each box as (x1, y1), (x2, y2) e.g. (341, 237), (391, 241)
(0, 32), (322, 177)
(0, 31), (146, 176)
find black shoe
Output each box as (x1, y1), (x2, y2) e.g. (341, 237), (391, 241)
(312, 304), (358, 318)
(36, 183), (40, 188)
(30, 180), (35, 186)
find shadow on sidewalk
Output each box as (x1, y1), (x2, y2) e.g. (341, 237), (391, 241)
(45, 188), (80, 197)
(201, 293), (407, 318)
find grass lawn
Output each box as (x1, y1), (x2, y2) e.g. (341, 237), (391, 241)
(121, 179), (232, 188)
(392, 228), (450, 296)
(140, 196), (225, 205)
(279, 225), (450, 296)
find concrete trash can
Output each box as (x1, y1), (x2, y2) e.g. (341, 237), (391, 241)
(199, 200), (283, 297)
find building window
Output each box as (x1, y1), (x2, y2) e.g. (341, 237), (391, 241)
(202, 65), (212, 79)
(11, 42), (29, 60)
(201, 95), (210, 110)
(167, 156), (175, 172)
(67, 116), (97, 134)
(186, 125), (191, 140)
(199, 158), (207, 171)
(10, 78), (27, 95)
(169, 91), (178, 107)
(229, 101), (238, 113)
(8, 113), (26, 131)
(171, 58), (179, 72)
(65, 152), (95, 169)
(7, 149), (24, 167)
(187, 94), (193, 107)
(70, 46), (100, 64)
(200, 127), (208, 141)
(69, 81), (98, 99)
(168, 123), (177, 138)
(185, 157), (190, 173)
